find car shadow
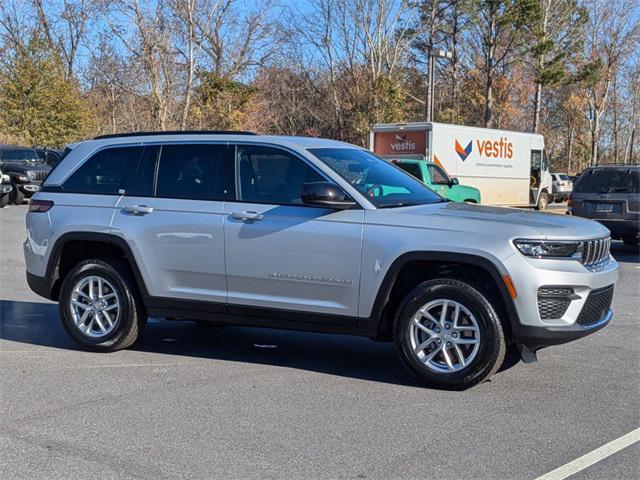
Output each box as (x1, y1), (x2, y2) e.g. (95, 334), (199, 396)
(1, 299), (521, 389)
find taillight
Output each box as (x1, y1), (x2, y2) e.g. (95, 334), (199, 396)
(28, 199), (54, 212)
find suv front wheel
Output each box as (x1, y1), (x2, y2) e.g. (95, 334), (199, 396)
(394, 278), (506, 389)
(59, 258), (147, 351)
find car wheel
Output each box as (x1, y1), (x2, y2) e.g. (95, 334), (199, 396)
(0, 194), (8, 208)
(393, 278), (506, 390)
(536, 191), (548, 210)
(10, 186), (24, 205)
(59, 258), (147, 352)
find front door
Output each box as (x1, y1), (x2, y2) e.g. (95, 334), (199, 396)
(223, 144), (363, 321)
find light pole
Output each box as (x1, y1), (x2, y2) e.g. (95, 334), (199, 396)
(425, 48), (452, 122)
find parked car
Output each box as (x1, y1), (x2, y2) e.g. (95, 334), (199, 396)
(35, 147), (64, 167)
(551, 172), (573, 203)
(0, 145), (52, 204)
(25, 131), (618, 389)
(568, 165), (640, 246)
(389, 159), (481, 203)
(0, 167), (13, 207)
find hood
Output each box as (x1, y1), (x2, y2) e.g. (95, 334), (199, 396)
(366, 201), (609, 240)
(0, 161), (50, 174)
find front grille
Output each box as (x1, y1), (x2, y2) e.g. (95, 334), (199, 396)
(537, 287), (575, 320)
(28, 171), (47, 182)
(576, 285), (614, 326)
(581, 237), (611, 270)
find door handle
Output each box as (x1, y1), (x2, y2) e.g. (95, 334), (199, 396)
(230, 211), (264, 222)
(123, 205), (154, 215)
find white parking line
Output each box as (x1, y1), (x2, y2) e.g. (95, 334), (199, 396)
(534, 427), (640, 480)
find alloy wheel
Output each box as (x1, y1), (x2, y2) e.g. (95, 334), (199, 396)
(70, 275), (121, 338)
(409, 299), (481, 373)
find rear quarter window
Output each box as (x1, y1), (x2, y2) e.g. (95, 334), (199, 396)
(62, 146), (143, 195)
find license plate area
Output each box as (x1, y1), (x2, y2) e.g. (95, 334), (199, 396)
(596, 203), (614, 213)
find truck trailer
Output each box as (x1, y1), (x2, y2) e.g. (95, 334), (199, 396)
(370, 122), (552, 209)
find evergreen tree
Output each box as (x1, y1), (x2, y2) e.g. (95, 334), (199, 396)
(0, 34), (93, 147)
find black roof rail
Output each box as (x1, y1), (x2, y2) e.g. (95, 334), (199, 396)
(93, 130), (257, 140)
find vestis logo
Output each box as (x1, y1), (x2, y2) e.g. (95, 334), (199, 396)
(477, 137), (513, 159)
(390, 133), (416, 152)
(455, 139), (473, 161)
(455, 137), (514, 161)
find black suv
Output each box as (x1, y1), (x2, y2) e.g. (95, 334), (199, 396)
(569, 165), (640, 246)
(0, 145), (52, 204)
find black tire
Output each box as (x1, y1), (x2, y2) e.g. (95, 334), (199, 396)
(536, 191), (548, 210)
(10, 186), (24, 205)
(58, 258), (147, 352)
(393, 278), (506, 390)
(0, 194), (8, 208)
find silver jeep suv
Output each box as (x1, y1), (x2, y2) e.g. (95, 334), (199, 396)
(24, 132), (619, 389)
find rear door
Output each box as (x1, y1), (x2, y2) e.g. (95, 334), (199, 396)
(112, 143), (233, 304)
(223, 144), (363, 320)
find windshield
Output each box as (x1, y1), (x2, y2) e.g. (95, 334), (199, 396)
(559, 174), (570, 181)
(308, 148), (444, 208)
(0, 148), (40, 162)
(574, 169), (639, 193)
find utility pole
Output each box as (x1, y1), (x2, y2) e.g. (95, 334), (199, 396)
(425, 49), (452, 122)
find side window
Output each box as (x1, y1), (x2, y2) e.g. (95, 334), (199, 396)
(426, 165), (448, 184)
(63, 146), (143, 194)
(156, 144), (232, 201)
(396, 162), (422, 180)
(126, 146), (159, 197)
(236, 145), (325, 205)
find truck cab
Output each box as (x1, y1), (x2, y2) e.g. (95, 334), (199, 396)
(390, 158), (481, 203)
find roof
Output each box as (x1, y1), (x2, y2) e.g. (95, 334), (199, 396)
(78, 133), (358, 151)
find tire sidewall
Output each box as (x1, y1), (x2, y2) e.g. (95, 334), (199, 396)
(537, 192), (548, 210)
(59, 261), (135, 349)
(394, 279), (504, 389)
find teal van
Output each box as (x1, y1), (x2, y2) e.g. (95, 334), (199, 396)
(391, 159), (481, 203)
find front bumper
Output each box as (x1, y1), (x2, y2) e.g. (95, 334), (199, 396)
(593, 219), (639, 238)
(503, 251), (618, 351)
(18, 183), (41, 196)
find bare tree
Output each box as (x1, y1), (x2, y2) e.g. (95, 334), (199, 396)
(32, 0), (93, 80)
(583, 0), (639, 165)
(469, 0), (539, 128)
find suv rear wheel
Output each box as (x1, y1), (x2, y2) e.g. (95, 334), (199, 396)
(59, 258), (147, 351)
(394, 278), (506, 389)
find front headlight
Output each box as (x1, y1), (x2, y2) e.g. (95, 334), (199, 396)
(17, 174), (29, 182)
(514, 239), (582, 259)
(27, 171), (36, 181)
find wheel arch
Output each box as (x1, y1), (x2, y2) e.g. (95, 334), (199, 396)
(45, 232), (149, 301)
(362, 251), (520, 341)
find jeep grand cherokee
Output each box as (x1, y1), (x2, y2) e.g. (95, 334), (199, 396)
(24, 131), (618, 389)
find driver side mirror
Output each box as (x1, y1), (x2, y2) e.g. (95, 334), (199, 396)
(301, 182), (357, 210)
(449, 177), (459, 186)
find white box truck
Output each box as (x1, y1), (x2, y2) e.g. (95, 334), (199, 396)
(370, 122), (552, 209)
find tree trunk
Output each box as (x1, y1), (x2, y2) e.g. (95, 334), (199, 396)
(533, 80), (542, 133)
(590, 114), (599, 166)
(485, 71), (493, 128)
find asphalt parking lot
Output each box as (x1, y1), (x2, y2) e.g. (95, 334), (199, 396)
(1, 204), (639, 480)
